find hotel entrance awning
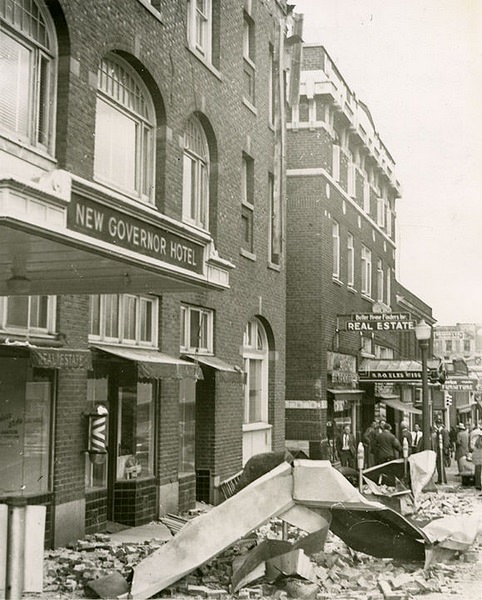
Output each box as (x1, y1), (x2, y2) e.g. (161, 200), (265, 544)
(91, 345), (202, 380)
(0, 172), (233, 296)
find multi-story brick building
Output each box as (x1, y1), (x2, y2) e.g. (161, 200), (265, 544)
(0, 0), (298, 546)
(285, 44), (434, 455)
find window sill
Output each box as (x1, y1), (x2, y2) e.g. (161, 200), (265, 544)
(332, 277), (343, 286)
(1, 134), (57, 171)
(240, 248), (256, 261)
(186, 45), (222, 81)
(135, 0), (163, 22)
(361, 294), (374, 303)
(242, 97), (258, 115)
(347, 286), (357, 294)
(242, 422), (272, 432)
(268, 261), (281, 272)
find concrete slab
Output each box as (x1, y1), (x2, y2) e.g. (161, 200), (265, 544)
(108, 521), (173, 543)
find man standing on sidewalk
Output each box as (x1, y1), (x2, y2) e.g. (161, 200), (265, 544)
(432, 417), (450, 484)
(336, 424), (356, 468)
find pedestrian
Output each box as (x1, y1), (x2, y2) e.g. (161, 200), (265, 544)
(470, 421), (482, 451)
(472, 433), (482, 491)
(399, 421), (413, 455)
(432, 418), (450, 484)
(363, 421), (377, 467)
(455, 422), (469, 475)
(335, 424), (356, 468)
(373, 423), (401, 464)
(411, 423), (423, 453)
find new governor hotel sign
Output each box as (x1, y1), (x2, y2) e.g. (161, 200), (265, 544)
(0, 169), (232, 296)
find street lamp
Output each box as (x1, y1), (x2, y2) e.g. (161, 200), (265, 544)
(415, 319), (432, 451)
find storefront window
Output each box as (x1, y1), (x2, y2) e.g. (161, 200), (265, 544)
(85, 375), (109, 489)
(117, 381), (154, 480)
(179, 378), (196, 475)
(0, 359), (53, 496)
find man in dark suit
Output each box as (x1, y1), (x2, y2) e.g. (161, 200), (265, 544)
(336, 424), (356, 468)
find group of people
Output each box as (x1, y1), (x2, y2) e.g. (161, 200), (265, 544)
(453, 420), (482, 490)
(335, 419), (482, 490)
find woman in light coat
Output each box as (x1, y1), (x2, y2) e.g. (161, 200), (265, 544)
(455, 423), (469, 475)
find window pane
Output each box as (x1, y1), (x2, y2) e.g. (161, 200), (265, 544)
(247, 359), (262, 423)
(117, 382), (154, 479)
(139, 299), (153, 342)
(179, 378), (195, 474)
(89, 295), (101, 336)
(104, 295), (119, 338)
(0, 359), (53, 496)
(94, 99), (137, 193)
(0, 32), (31, 138)
(29, 295), (48, 329)
(37, 53), (50, 145)
(189, 309), (201, 348)
(123, 296), (136, 341)
(6, 296), (29, 327)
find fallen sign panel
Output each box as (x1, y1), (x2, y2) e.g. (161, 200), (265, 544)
(329, 502), (429, 561)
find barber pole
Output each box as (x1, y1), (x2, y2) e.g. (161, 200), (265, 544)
(88, 406), (108, 463)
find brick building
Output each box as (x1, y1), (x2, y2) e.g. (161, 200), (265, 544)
(0, 0), (297, 546)
(285, 44), (435, 456)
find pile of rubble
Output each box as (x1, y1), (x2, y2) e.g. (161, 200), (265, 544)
(36, 486), (481, 600)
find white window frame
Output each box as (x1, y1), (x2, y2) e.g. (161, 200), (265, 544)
(361, 245), (372, 297)
(187, 0), (212, 62)
(94, 55), (155, 204)
(347, 155), (356, 197)
(332, 220), (340, 280)
(376, 258), (384, 303)
(0, 0), (57, 153)
(182, 116), (210, 230)
(180, 304), (214, 354)
(363, 179), (371, 213)
(243, 319), (269, 426)
(347, 233), (355, 288)
(332, 144), (340, 182)
(386, 267), (392, 307)
(0, 296), (56, 335)
(88, 294), (158, 347)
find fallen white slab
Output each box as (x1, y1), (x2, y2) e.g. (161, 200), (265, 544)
(128, 462), (294, 599)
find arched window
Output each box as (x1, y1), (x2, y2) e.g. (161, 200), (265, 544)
(242, 318), (271, 463)
(94, 54), (155, 203)
(0, 0), (56, 152)
(182, 116), (209, 229)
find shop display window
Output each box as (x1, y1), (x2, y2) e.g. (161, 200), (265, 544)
(0, 358), (53, 496)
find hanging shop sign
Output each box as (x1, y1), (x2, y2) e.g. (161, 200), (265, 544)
(342, 312), (416, 332)
(327, 352), (358, 386)
(30, 348), (92, 370)
(442, 378), (476, 391)
(67, 195), (204, 274)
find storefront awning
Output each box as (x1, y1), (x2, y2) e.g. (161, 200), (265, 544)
(327, 389), (364, 402)
(91, 345), (202, 379)
(358, 359), (422, 382)
(381, 398), (422, 415)
(457, 403), (475, 414)
(183, 354), (244, 382)
(0, 343), (92, 369)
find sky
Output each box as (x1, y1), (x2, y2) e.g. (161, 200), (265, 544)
(293, 0), (482, 325)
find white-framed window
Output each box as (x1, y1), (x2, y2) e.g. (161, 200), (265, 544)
(377, 196), (385, 228)
(182, 116), (210, 230)
(386, 203), (393, 237)
(0, 0), (56, 152)
(242, 154), (254, 253)
(332, 220), (340, 279)
(347, 233), (354, 288)
(94, 55), (155, 203)
(332, 144), (340, 182)
(187, 0), (212, 61)
(361, 245), (372, 297)
(376, 258), (384, 302)
(0, 296), (56, 334)
(347, 153), (356, 197)
(89, 294), (158, 346)
(269, 172), (281, 265)
(268, 43), (275, 125)
(363, 179), (371, 213)
(386, 267), (392, 307)
(243, 319), (269, 425)
(180, 304), (214, 354)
